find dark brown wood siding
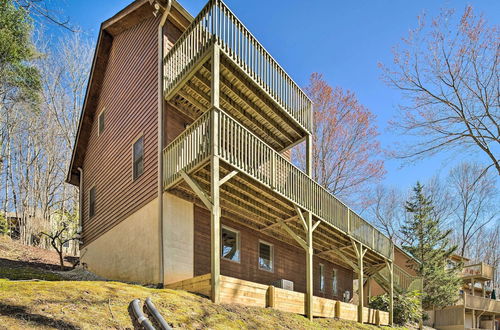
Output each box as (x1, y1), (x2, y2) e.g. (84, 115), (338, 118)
(81, 16), (159, 246)
(81, 17), (184, 246)
(194, 205), (353, 300)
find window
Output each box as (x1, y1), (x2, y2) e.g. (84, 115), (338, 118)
(98, 110), (105, 135)
(258, 241), (273, 272)
(63, 241), (70, 248)
(89, 187), (96, 218)
(319, 264), (325, 292)
(221, 227), (240, 262)
(133, 136), (144, 180)
(332, 269), (338, 296)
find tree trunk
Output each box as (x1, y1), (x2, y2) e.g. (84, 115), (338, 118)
(58, 249), (64, 270)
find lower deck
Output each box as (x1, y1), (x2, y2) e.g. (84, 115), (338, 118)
(191, 204), (353, 301)
(429, 293), (500, 330)
(166, 273), (389, 325)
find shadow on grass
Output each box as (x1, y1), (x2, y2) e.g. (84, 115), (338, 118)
(0, 302), (80, 329)
(0, 258), (66, 280)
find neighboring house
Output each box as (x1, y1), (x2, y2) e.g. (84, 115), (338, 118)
(5, 211), (79, 255)
(425, 255), (499, 330)
(66, 0), (419, 325)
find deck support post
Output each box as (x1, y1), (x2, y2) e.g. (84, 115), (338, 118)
(385, 259), (394, 326)
(366, 275), (371, 306)
(210, 45), (221, 304)
(352, 240), (366, 324)
(305, 211), (314, 321)
(304, 127), (314, 321)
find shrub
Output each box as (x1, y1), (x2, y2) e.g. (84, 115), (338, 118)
(369, 290), (421, 325)
(0, 214), (8, 236)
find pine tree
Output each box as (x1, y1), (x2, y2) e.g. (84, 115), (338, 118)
(401, 182), (461, 310)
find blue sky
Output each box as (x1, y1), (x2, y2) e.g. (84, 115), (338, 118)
(54, 0), (500, 190)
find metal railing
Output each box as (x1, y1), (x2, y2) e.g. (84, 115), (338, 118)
(163, 108), (392, 258)
(163, 0), (312, 133)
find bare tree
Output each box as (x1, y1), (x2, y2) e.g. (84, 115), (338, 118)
(381, 6), (500, 175)
(0, 31), (93, 250)
(448, 162), (498, 257)
(13, 0), (75, 31)
(424, 175), (454, 221)
(293, 73), (385, 207)
(467, 223), (500, 288)
(369, 185), (404, 243)
(41, 219), (78, 269)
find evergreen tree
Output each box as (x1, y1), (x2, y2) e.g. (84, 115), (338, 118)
(0, 0), (41, 105)
(401, 182), (462, 310)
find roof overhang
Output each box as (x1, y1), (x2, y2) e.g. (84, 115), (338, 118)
(66, 0), (193, 185)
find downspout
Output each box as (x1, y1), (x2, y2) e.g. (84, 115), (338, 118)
(152, 0), (172, 287)
(77, 167), (84, 234)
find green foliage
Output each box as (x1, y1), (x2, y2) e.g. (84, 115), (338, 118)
(369, 291), (421, 325)
(401, 182), (462, 309)
(0, 213), (7, 235)
(0, 0), (41, 103)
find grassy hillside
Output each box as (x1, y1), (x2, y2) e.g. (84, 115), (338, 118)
(0, 237), (408, 329)
(0, 279), (407, 329)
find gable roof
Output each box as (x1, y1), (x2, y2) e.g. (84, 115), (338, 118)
(66, 0), (192, 185)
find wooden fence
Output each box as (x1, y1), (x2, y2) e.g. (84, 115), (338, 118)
(166, 274), (389, 325)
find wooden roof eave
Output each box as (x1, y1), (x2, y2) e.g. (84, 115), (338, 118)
(66, 0), (194, 186)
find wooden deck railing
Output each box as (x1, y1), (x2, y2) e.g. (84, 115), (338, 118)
(461, 262), (494, 280)
(163, 111), (212, 187)
(463, 293), (500, 313)
(163, 108), (392, 259)
(379, 264), (422, 292)
(163, 0), (312, 133)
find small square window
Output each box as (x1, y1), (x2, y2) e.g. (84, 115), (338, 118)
(133, 137), (144, 180)
(221, 227), (240, 262)
(319, 264), (325, 292)
(258, 241), (273, 272)
(89, 187), (96, 218)
(98, 111), (105, 135)
(332, 269), (338, 296)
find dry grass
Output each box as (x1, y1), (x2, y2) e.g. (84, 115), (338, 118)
(0, 279), (408, 330)
(0, 236), (409, 329)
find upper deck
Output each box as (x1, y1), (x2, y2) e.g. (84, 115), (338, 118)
(163, 0), (312, 151)
(461, 262), (494, 281)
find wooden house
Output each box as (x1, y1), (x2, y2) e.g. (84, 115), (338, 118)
(426, 257), (499, 330)
(67, 0), (420, 324)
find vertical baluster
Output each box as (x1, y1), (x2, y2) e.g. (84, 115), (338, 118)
(233, 120), (236, 167)
(238, 122), (242, 170)
(236, 21), (240, 65)
(225, 6), (228, 52)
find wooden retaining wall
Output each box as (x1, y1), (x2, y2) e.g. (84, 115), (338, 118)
(166, 274), (389, 325)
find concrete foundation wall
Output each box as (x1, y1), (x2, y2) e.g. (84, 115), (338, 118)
(80, 193), (194, 285)
(163, 193), (194, 284)
(80, 197), (160, 284)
